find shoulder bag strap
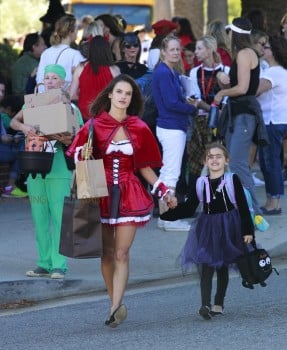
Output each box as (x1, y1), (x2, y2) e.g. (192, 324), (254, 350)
(55, 47), (70, 64)
(84, 119), (94, 160)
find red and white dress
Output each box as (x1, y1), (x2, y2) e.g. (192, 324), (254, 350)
(67, 111), (162, 226)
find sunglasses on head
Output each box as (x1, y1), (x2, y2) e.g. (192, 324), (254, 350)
(124, 43), (139, 49)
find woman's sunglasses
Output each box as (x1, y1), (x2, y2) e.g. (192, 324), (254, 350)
(124, 43), (139, 49)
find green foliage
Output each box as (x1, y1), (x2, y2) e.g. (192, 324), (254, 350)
(0, 0), (48, 41)
(0, 0), (49, 91)
(227, 0), (241, 22)
(0, 43), (18, 89)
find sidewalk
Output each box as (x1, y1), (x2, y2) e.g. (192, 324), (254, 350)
(1, 183), (287, 305)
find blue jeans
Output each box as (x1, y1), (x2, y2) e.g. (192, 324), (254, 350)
(225, 113), (261, 214)
(0, 141), (24, 179)
(259, 123), (287, 198)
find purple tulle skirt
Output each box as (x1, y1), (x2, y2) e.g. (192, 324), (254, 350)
(179, 209), (245, 274)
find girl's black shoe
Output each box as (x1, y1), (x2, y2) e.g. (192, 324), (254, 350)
(199, 305), (212, 320)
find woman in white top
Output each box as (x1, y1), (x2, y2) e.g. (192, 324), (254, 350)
(36, 15), (85, 91)
(256, 36), (287, 215)
(187, 35), (229, 194)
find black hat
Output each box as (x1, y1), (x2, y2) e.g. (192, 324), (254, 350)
(122, 32), (140, 45)
(39, 0), (66, 24)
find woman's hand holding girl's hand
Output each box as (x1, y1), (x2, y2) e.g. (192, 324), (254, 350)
(164, 193), (178, 209)
(243, 235), (253, 244)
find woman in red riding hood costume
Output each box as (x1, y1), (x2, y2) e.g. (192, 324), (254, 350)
(66, 74), (177, 327)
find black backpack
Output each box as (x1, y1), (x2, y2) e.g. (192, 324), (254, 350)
(138, 72), (158, 135)
(236, 241), (279, 289)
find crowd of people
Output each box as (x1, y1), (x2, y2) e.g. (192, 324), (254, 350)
(1, 0), (287, 327)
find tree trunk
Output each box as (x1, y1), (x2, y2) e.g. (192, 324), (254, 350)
(207, 0), (228, 26)
(154, 0), (173, 22)
(241, 0), (286, 35)
(173, 0), (204, 39)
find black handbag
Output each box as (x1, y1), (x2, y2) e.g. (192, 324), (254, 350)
(59, 174), (103, 259)
(236, 241), (279, 289)
(217, 99), (232, 142)
(252, 113), (270, 147)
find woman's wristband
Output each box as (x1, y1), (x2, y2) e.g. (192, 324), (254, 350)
(151, 179), (170, 200)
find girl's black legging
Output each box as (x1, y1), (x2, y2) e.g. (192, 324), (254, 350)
(200, 264), (229, 307)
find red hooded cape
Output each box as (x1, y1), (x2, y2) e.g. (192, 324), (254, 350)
(66, 111), (162, 171)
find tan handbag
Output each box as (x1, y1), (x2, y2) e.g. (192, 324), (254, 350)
(75, 120), (108, 199)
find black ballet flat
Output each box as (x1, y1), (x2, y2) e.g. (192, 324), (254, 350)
(105, 304), (127, 328)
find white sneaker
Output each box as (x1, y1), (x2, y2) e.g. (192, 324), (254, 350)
(252, 173), (265, 186)
(157, 218), (191, 231)
(157, 218), (165, 229)
(164, 219), (190, 232)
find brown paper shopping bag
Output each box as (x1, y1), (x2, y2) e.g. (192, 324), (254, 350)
(59, 175), (103, 259)
(76, 158), (108, 198)
(75, 119), (108, 199)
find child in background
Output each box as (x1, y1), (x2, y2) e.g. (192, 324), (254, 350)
(0, 81), (26, 196)
(0, 95), (27, 193)
(161, 142), (254, 320)
(183, 42), (195, 75)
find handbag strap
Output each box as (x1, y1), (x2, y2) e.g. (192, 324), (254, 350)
(88, 118), (94, 142)
(226, 99), (233, 133)
(55, 47), (70, 64)
(84, 119), (94, 160)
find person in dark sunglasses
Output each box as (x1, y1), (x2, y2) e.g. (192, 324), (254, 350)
(116, 32), (147, 79)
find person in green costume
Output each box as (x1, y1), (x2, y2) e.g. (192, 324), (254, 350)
(11, 64), (83, 279)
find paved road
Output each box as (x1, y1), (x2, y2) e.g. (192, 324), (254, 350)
(1, 177), (287, 305)
(1, 267), (286, 350)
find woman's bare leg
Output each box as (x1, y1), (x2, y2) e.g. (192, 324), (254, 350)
(101, 225), (115, 302)
(111, 225), (136, 313)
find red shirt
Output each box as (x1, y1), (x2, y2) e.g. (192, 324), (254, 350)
(78, 64), (113, 120)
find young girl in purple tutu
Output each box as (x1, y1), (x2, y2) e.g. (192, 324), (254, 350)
(161, 142), (254, 320)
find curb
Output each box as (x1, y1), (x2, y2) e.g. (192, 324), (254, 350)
(0, 279), (100, 305)
(1, 255), (286, 306)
